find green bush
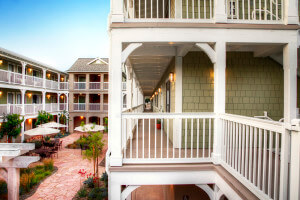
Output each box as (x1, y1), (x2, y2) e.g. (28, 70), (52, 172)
(43, 171), (51, 176)
(100, 172), (108, 187)
(88, 187), (107, 200)
(77, 187), (88, 198)
(43, 158), (54, 171)
(31, 140), (42, 149)
(35, 174), (45, 182)
(0, 181), (7, 195)
(84, 177), (95, 188)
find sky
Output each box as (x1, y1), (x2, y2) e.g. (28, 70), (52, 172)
(0, 0), (110, 71)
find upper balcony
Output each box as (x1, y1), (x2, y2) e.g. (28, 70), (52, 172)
(111, 0), (300, 25)
(71, 73), (109, 91)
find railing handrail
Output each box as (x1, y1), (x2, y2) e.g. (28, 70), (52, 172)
(219, 113), (284, 133)
(122, 112), (216, 119)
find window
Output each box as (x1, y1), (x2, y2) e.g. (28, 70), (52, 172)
(166, 81), (170, 113)
(8, 63), (14, 72)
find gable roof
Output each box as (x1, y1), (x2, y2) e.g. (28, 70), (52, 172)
(67, 58), (109, 72)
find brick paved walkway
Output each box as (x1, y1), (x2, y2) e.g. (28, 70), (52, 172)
(26, 132), (108, 200)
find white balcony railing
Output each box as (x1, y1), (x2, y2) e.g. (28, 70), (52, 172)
(121, 112), (286, 200)
(0, 69), (23, 85)
(74, 82), (86, 90)
(45, 103), (60, 112)
(122, 82), (127, 90)
(59, 103), (67, 111)
(103, 82), (109, 90)
(89, 103), (101, 111)
(59, 82), (69, 90)
(90, 82), (101, 90)
(24, 104), (43, 114)
(103, 103), (108, 112)
(123, 0), (283, 23)
(0, 104), (22, 115)
(74, 103), (86, 111)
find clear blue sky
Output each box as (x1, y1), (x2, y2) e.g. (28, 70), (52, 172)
(0, 0), (110, 71)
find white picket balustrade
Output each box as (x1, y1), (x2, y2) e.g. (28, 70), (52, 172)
(226, 0), (283, 23)
(59, 103), (67, 111)
(103, 82), (109, 90)
(121, 112), (215, 163)
(219, 113), (284, 200)
(59, 82), (69, 90)
(122, 82), (127, 90)
(74, 82), (86, 90)
(89, 103), (101, 111)
(89, 82), (101, 90)
(103, 103), (108, 111)
(51, 81), (59, 89)
(74, 103), (86, 111)
(33, 77), (43, 87)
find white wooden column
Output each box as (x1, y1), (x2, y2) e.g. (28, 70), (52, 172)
(57, 93), (60, 112)
(214, 0), (227, 23)
(42, 91), (46, 111)
(42, 69), (46, 88)
(111, 0), (124, 22)
(109, 37), (123, 166)
(65, 93), (69, 112)
(175, 0), (182, 18)
(7, 167), (20, 200)
(21, 62), (26, 86)
(20, 89), (26, 116)
(213, 41), (226, 164)
(290, 120), (300, 200)
(280, 42), (298, 200)
(174, 56), (183, 148)
(284, 0), (299, 24)
(21, 120), (25, 143)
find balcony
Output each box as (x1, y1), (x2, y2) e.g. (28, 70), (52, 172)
(74, 82), (86, 90)
(89, 82), (101, 90)
(59, 82), (69, 90)
(121, 111), (286, 199)
(89, 103), (101, 111)
(122, 0), (284, 23)
(122, 82), (127, 90)
(73, 103), (86, 111)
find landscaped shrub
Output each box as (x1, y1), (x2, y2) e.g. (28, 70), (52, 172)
(84, 177), (95, 188)
(100, 172), (108, 187)
(77, 187), (88, 198)
(0, 181), (7, 195)
(20, 172), (35, 193)
(31, 140), (42, 149)
(43, 158), (54, 171)
(87, 188), (103, 200)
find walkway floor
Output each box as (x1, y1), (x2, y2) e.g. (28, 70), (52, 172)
(26, 132), (108, 200)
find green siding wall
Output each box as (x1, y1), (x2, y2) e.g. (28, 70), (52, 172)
(226, 52), (284, 121)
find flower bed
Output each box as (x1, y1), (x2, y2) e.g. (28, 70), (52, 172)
(0, 158), (56, 200)
(74, 171), (108, 200)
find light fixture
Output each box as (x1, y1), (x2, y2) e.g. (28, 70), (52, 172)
(0, 91), (2, 96)
(0, 60), (3, 65)
(98, 94), (100, 96)
(169, 72), (174, 82)
(28, 68), (32, 73)
(155, 91), (158, 95)
(158, 88), (161, 93)
(27, 93), (32, 98)
(47, 73), (51, 78)
(98, 74), (101, 77)
(0, 123), (2, 126)
(61, 77), (64, 81)
(80, 116), (84, 119)
(60, 96), (64, 99)
(28, 119), (32, 124)
(47, 94), (51, 99)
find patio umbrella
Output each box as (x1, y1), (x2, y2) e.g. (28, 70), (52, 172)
(24, 127), (60, 137)
(39, 122), (67, 128)
(74, 124), (105, 132)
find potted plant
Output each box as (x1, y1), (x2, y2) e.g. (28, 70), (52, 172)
(156, 119), (161, 129)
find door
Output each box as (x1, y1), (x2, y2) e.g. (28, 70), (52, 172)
(16, 93), (21, 104)
(166, 81), (170, 113)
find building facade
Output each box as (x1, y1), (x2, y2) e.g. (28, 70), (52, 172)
(0, 47), (69, 142)
(67, 58), (109, 133)
(108, 0), (300, 200)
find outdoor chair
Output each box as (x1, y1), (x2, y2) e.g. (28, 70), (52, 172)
(58, 140), (63, 150)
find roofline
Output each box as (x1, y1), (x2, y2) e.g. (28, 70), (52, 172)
(66, 70), (109, 73)
(0, 47), (68, 75)
(87, 57), (109, 65)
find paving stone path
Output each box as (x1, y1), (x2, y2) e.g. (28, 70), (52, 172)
(26, 132), (108, 200)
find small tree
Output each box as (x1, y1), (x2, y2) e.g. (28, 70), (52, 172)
(0, 113), (24, 142)
(35, 111), (53, 126)
(79, 123), (105, 178)
(58, 110), (69, 125)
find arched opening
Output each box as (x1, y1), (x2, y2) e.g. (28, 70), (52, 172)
(89, 116), (100, 125)
(73, 116), (86, 129)
(126, 185), (210, 200)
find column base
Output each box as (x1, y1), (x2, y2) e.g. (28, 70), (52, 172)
(211, 152), (221, 165)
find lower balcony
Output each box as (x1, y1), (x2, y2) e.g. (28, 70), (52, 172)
(121, 111), (286, 200)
